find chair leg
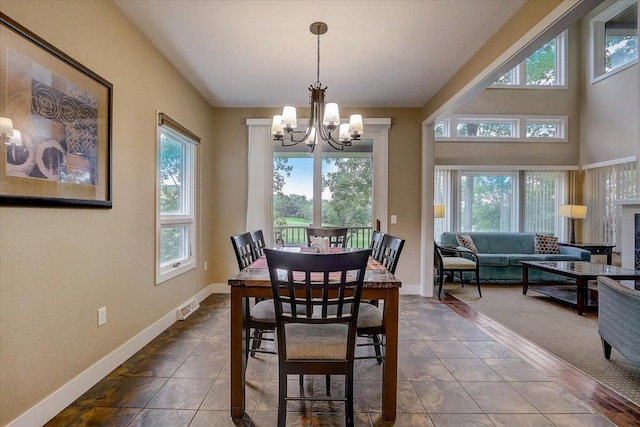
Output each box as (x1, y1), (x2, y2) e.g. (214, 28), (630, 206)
(601, 337), (612, 359)
(372, 333), (383, 365)
(250, 329), (263, 357)
(326, 374), (331, 395)
(346, 369), (355, 427)
(476, 269), (482, 297)
(438, 269), (444, 297)
(278, 370), (287, 427)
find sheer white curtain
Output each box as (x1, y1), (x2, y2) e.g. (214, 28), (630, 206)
(246, 123), (273, 246)
(584, 160), (638, 245)
(523, 170), (567, 235)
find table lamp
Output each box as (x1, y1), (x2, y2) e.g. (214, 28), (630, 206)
(559, 204), (587, 244)
(434, 204), (446, 219)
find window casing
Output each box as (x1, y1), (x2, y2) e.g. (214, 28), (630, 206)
(435, 115), (568, 142)
(492, 31), (567, 88)
(434, 168), (569, 238)
(590, 0), (638, 83)
(157, 116), (198, 284)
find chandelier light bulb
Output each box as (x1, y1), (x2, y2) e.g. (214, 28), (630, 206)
(0, 117), (14, 138)
(349, 114), (364, 137)
(338, 123), (351, 142)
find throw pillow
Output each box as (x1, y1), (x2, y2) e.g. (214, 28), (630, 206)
(456, 234), (478, 253)
(534, 233), (559, 254)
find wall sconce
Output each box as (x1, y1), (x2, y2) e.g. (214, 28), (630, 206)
(559, 204), (587, 244)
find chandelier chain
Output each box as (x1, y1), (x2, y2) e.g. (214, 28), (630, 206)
(316, 32), (321, 88)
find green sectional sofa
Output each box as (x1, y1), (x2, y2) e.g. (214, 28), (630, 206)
(439, 232), (591, 282)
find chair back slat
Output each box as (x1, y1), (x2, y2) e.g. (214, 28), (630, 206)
(370, 231), (385, 261)
(250, 229), (266, 257)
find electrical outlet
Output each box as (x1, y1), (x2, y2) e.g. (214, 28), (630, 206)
(98, 307), (107, 327)
(204, 261), (208, 271)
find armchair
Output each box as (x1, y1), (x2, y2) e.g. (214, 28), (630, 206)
(434, 242), (481, 298)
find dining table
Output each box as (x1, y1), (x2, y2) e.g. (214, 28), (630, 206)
(228, 247), (402, 421)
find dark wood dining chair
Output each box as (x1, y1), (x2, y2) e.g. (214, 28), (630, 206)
(230, 232), (276, 359)
(358, 233), (406, 364)
(264, 248), (371, 427)
(434, 241), (481, 298)
(305, 226), (349, 248)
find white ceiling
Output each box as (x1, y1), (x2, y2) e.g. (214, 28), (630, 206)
(114, 0), (527, 109)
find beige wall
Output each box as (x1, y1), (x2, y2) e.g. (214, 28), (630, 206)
(435, 24), (581, 167)
(0, 1), (216, 424)
(208, 108), (423, 286)
(578, 1), (640, 166)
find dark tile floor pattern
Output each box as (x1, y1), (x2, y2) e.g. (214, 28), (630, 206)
(46, 294), (618, 426)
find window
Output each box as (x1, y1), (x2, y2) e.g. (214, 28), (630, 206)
(434, 167), (569, 238)
(157, 113), (199, 283)
(590, 0), (638, 82)
(493, 31), (567, 87)
(435, 115), (567, 142)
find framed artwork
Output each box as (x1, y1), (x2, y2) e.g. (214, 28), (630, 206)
(0, 13), (112, 207)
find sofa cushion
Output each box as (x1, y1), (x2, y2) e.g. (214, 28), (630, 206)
(456, 234), (478, 253)
(534, 233), (560, 254)
(507, 254), (549, 266)
(476, 254), (509, 267)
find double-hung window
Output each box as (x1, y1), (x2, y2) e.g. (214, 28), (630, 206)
(156, 113), (199, 284)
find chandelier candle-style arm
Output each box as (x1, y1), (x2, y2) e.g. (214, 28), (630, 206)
(270, 21), (364, 152)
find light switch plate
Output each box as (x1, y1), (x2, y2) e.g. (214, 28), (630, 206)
(391, 215), (397, 224)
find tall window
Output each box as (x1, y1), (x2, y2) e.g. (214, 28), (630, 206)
(273, 139), (373, 247)
(590, 0), (638, 82)
(493, 31), (567, 87)
(459, 172), (517, 232)
(157, 114), (198, 283)
(434, 168), (569, 238)
(584, 160), (638, 245)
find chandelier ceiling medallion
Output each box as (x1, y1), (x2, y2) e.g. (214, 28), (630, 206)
(271, 22), (364, 151)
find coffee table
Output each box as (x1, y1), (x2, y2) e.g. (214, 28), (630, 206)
(521, 261), (640, 315)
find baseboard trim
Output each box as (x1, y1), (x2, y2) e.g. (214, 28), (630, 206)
(7, 284), (216, 427)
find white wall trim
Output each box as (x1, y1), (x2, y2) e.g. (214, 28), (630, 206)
(435, 165), (580, 171)
(7, 284), (217, 427)
(582, 156), (638, 170)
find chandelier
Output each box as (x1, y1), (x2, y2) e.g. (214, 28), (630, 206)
(271, 22), (364, 151)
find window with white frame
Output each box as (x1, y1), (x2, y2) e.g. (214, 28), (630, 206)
(493, 31), (567, 87)
(435, 115), (567, 142)
(157, 113), (199, 284)
(434, 168), (569, 238)
(590, 0), (638, 83)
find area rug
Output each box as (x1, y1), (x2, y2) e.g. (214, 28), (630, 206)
(444, 283), (640, 406)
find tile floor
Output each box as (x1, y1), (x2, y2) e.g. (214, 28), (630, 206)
(45, 294), (618, 426)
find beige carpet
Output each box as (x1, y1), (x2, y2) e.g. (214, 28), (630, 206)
(444, 283), (640, 406)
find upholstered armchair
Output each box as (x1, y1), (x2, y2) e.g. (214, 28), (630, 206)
(597, 276), (640, 364)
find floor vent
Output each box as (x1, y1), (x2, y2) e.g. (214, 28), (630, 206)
(177, 299), (200, 321)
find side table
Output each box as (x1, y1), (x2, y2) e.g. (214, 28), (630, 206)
(558, 242), (616, 265)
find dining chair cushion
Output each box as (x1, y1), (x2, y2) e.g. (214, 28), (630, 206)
(284, 323), (349, 359)
(357, 303), (383, 328)
(251, 300), (306, 322)
(442, 256), (477, 270)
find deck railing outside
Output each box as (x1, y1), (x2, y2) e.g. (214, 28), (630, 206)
(273, 226), (373, 249)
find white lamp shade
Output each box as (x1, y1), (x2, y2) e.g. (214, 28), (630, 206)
(304, 127), (317, 146)
(323, 103), (340, 127)
(0, 117), (14, 137)
(271, 115), (284, 136)
(282, 106), (297, 129)
(338, 123), (351, 142)
(11, 129), (22, 146)
(349, 114), (363, 135)
(434, 204), (446, 218)
(559, 204), (587, 219)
